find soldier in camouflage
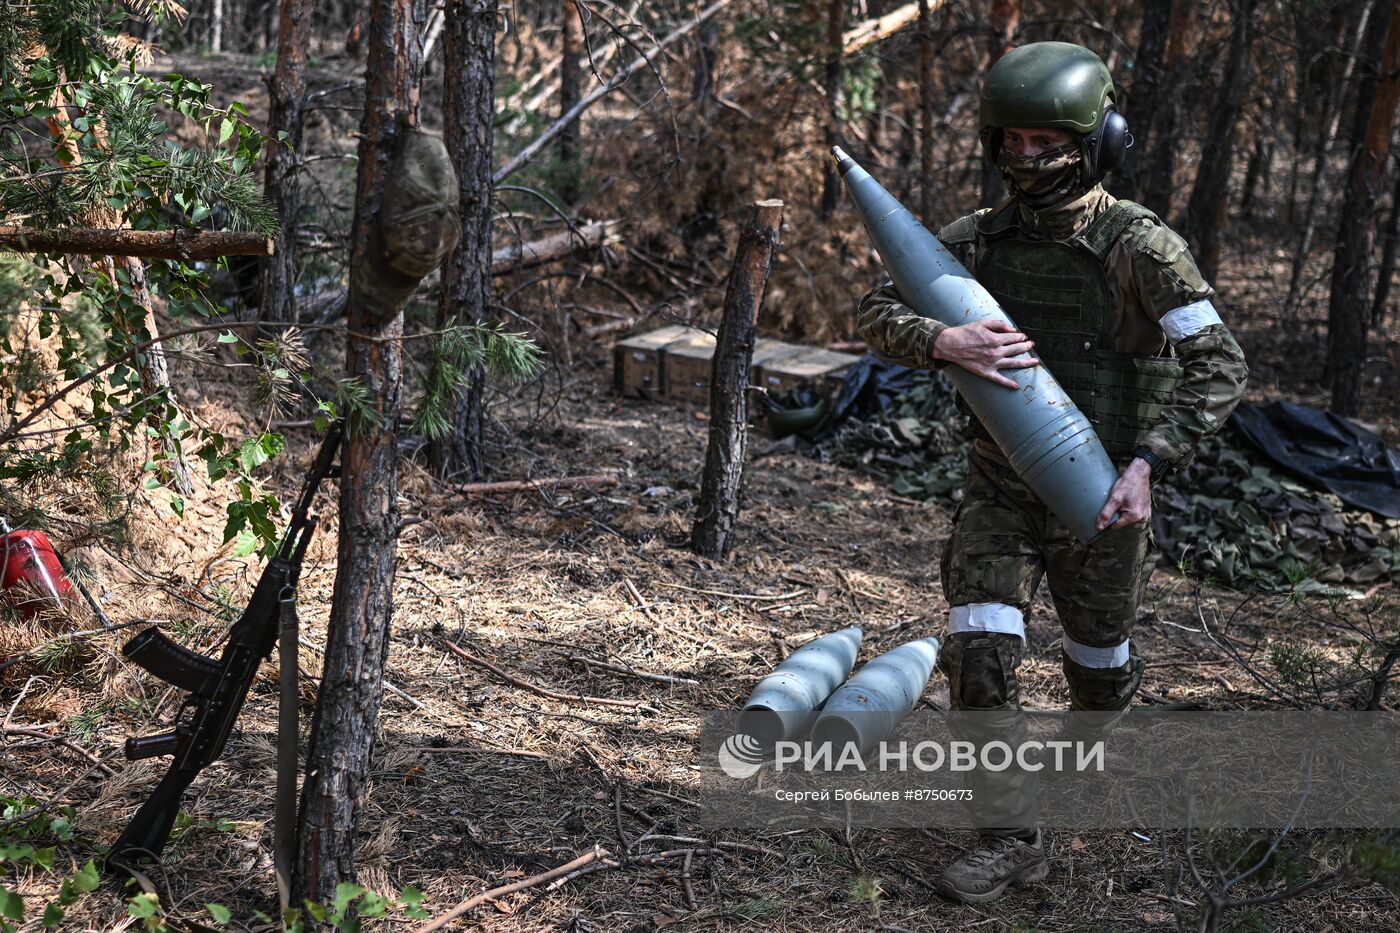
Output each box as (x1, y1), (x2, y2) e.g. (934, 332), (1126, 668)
(854, 41), (1249, 903)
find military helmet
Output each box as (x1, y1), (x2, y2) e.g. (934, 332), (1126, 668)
(979, 41), (1131, 185)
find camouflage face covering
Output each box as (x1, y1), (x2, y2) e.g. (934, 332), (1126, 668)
(995, 143), (1083, 209)
(354, 128), (461, 327)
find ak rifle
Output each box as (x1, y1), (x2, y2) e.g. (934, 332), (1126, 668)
(106, 421), (343, 875)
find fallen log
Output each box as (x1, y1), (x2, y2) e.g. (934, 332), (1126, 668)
(455, 473), (619, 496)
(491, 220), (621, 273)
(0, 227), (275, 260)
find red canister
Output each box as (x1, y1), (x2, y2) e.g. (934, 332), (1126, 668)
(1, 524), (76, 619)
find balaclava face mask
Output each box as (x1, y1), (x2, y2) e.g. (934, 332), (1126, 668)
(995, 141), (1086, 210)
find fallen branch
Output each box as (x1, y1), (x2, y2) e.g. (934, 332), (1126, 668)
(444, 642), (660, 713)
(455, 473), (619, 497)
(841, 2), (928, 55)
(414, 846), (615, 932)
(0, 226), (275, 260)
(570, 655), (700, 687)
(491, 220), (621, 273)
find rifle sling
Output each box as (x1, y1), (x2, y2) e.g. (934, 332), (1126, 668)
(274, 590), (300, 913)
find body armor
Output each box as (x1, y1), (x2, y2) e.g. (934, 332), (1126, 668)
(946, 200), (1184, 459)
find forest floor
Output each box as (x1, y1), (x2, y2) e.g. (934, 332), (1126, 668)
(5, 337), (1398, 932)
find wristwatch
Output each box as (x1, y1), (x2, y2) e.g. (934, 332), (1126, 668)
(1131, 445), (1169, 483)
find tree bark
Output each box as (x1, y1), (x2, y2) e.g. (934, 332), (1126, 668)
(558, 0), (583, 203)
(1113, 0), (1172, 201)
(916, 0), (936, 223)
(294, 0), (422, 911)
(1139, 0), (1196, 219)
(0, 227), (274, 259)
(1371, 162), (1400, 326)
(1328, 0), (1400, 415)
(978, 0), (1020, 210)
(1182, 0), (1256, 285)
(1284, 0), (1375, 317)
(691, 200), (783, 560)
(819, 0), (848, 219)
(430, 0), (497, 480)
(258, 0), (314, 323)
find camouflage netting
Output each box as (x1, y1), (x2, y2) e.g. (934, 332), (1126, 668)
(813, 373), (1400, 592)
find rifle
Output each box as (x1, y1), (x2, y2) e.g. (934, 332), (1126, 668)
(106, 420), (343, 876)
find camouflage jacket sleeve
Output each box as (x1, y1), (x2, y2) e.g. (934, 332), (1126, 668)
(853, 214), (982, 370)
(855, 280), (950, 369)
(1120, 221), (1250, 470)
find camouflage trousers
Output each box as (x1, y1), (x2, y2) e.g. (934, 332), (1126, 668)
(938, 442), (1152, 834)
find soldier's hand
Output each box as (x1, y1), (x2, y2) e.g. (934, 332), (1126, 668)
(932, 319), (1039, 389)
(1097, 459), (1153, 531)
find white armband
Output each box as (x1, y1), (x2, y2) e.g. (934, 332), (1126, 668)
(1159, 299), (1222, 343)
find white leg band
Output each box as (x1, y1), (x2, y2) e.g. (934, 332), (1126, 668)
(948, 602), (1026, 641)
(1159, 299), (1222, 343)
(1062, 634), (1130, 668)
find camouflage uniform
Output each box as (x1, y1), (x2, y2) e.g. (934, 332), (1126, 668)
(856, 185), (1249, 833)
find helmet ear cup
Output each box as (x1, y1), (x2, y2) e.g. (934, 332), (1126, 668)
(1098, 109), (1130, 175)
(1081, 108), (1130, 182)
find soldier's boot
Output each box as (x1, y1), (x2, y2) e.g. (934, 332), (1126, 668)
(936, 829), (1049, 904)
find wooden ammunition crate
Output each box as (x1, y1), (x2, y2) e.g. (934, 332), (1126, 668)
(663, 336), (812, 406)
(754, 346), (862, 398)
(665, 339), (720, 404)
(612, 325), (713, 399)
(613, 326), (860, 404)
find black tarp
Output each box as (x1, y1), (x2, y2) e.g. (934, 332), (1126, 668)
(1229, 401), (1400, 518)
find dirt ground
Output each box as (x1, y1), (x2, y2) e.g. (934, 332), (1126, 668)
(3, 338), (1397, 932)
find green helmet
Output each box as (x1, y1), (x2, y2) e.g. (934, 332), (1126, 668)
(979, 41), (1130, 184)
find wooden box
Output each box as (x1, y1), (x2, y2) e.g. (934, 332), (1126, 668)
(613, 325), (712, 399)
(754, 346), (862, 399)
(665, 338), (719, 404)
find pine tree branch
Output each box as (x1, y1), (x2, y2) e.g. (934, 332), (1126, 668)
(0, 226), (274, 259)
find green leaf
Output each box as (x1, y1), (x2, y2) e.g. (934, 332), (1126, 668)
(238, 436), (270, 473)
(0, 888), (22, 922)
(332, 883), (364, 916)
(127, 892), (159, 920)
(42, 903), (63, 927)
(206, 903), (231, 925)
(68, 861), (99, 896)
(217, 331), (240, 343)
(218, 119), (234, 144)
(232, 529), (258, 558)
(170, 496), (184, 518)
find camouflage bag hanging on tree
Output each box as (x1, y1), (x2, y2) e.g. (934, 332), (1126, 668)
(355, 127), (462, 327)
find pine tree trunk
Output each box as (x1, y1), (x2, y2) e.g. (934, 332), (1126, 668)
(1328, 0), (1400, 415)
(917, 0), (937, 223)
(294, 0), (421, 910)
(692, 200), (783, 560)
(1182, 0), (1256, 285)
(430, 0), (496, 480)
(1284, 0), (1375, 316)
(1371, 163), (1400, 326)
(259, 0), (314, 324)
(978, 0), (1019, 210)
(558, 0), (583, 203)
(819, 0), (847, 219)
(1139, 0), (1195, 219)
(1114, 0), (1173, 201)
